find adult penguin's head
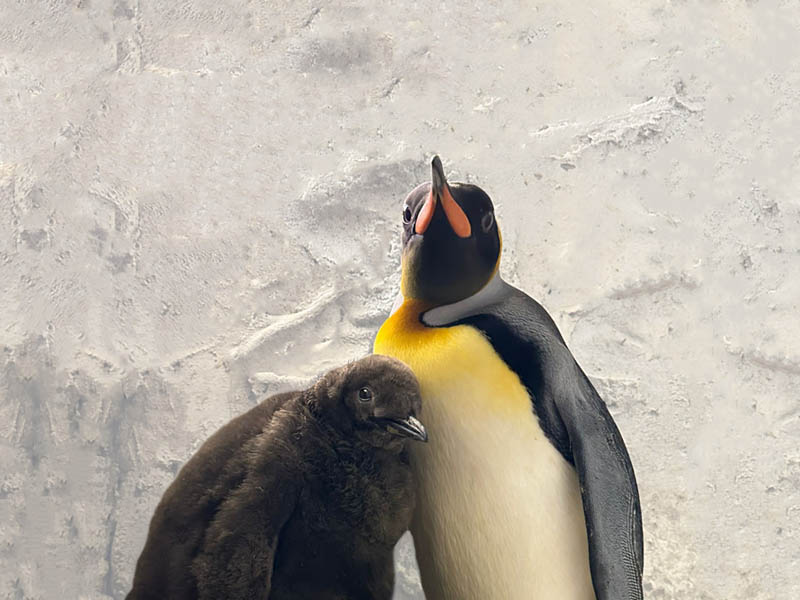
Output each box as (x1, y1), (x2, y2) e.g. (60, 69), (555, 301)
(400, 156), (501, 306)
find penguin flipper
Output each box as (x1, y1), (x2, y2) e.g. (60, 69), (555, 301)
(438, 288), (644, 600)
(192, 431), (300, 600)
(557, 374), (644, 600)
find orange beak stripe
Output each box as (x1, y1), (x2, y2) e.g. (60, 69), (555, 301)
(440, 183), (472, 238)
(414, 186), (472, 237)
(415, 192), (436, 235)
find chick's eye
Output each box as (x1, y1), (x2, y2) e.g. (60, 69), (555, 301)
(402, 205), (412, 224)
(358, 387), (373, 402)
(481, 211), (494, 232)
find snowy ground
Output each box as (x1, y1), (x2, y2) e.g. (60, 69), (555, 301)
(1, 1), (799, 598)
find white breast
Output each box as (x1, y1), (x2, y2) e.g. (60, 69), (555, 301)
(409, 374), (596, 600)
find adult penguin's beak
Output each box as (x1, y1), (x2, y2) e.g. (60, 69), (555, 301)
(377, 415), (428, 443)
(415, 155), (472, 238)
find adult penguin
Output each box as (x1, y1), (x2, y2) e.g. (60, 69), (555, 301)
(373, 156), (643, 600)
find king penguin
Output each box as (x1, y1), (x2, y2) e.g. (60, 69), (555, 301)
(373, 156), (644, 600)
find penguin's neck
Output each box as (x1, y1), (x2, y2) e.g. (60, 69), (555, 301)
(422, 272), (511, 326)
(384, 272), (511, 328)
(374, 298), (446, 365)
(374, 274), (529, 419)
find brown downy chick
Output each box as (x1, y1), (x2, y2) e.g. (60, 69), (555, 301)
(127, 355), (426, 600)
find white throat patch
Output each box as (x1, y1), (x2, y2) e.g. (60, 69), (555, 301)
(420, 273), (513, 326)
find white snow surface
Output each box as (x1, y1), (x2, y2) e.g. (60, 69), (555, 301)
(1, 1), (799, 599)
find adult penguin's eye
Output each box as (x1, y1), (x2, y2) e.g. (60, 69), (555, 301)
(481, 211), (494, 232)
(403, 205), (412, 224)
(358, 387), (373, 402)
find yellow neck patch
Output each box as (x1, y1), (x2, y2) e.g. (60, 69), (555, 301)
(373, 300), (531, 418)
(374, 300), (453, 379)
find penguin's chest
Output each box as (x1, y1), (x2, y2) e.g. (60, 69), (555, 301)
(304, 454), (414, 546)
(374, 313), (595, 600)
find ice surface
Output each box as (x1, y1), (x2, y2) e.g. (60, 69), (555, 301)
(1, 1), (799, 598)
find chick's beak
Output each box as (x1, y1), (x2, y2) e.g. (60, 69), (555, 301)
(377, 415), (428, 443)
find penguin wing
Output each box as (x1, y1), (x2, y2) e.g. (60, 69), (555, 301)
(192, 430), (301, 600)
(451, 290), (644, 600)
(129, 392), (298, 599)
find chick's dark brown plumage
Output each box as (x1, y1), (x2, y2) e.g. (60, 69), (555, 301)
(127, 355), (424, 600)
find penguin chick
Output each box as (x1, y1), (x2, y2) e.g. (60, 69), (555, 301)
(127, 355), (426, 600)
